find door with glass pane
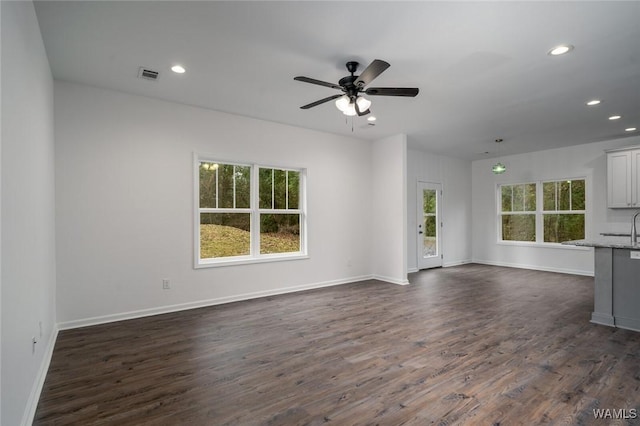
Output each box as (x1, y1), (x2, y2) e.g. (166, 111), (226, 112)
(417, 182), (442, 269)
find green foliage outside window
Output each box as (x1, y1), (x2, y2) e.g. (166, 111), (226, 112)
(499, 179), (585, 243)
(423, 189), (437, 238)
(501, 183), (536, 241)
(198, 161), (303, 261)
(542, 179), (585, 242)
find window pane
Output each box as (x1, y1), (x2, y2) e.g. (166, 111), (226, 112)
(558, 181), (571, 211)
(524, 183), (536, 211)
(544, 214), (585, 242)
(288, 171), (300, 210)
(235, 166), (251, 208)
(199, 162), (218, 208)
(501, 186), (512, 212)
(217, 164), (235, 208)
(200, 213), (250, 259)
(502, 214), (536, 241)
(274, 169), (287, 209)
(423, 189), (436, 214)
(543, 182), (556, 211)
(513, 185), (525, 212)
(571, 180), (585, 210)
(260, 214), (300, 254)
(259, 168), (272, 209)
(423, 215), (437, 256)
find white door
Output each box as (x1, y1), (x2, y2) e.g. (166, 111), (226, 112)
(417, 182), (443, 269)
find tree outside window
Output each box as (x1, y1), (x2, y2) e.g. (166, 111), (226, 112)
(196, 159), (305, 266)
(498, 179), (586, 244)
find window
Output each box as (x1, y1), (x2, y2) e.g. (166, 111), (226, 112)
(500, 183), (537, 242)
(542, 179), (585, 243)
(258, 167), (302, 255)
(498, 179), (586, 244)
(196, 157), (306, 267)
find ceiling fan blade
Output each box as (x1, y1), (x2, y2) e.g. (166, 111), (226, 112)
(354, 59), (390, 87)
(294, 76), (342, 90)
(365, 87), (419, 97)
(300, 94), (342, 109)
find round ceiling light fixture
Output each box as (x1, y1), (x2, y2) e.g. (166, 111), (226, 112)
(586, 99), (602, 106)
(626, 127), (637, 132)
(548, 44), (574, 56)
(171, 65), (186, 74)
(609, 115), (622, 120)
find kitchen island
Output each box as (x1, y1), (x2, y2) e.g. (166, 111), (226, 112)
(564, 237), (640, 332)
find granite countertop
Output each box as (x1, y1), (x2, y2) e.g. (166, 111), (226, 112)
(563, 237), (640, 249)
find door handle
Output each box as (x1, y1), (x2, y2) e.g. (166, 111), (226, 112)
(418, 231), (423, 234)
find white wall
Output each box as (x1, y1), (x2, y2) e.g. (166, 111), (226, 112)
(1, 2), (57, 425)
(471, 135), (640, 276)
(371, 134), (408, 284)
(54, 81), (379, 327)
(407, 147), (472, 271)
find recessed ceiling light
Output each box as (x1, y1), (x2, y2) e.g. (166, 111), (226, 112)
(548, 44), (574, 56)
(586, 99), (601, 106)
(626, 127), (637, 132)
(171, 65), (186, 74)
(609, 115), (622, 120)
(367, 116), (377, 122)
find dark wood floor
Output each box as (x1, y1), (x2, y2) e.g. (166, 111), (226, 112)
(35, 264), (640, 425)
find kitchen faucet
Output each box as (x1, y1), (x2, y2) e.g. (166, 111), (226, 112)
(633, 210), (640, 245)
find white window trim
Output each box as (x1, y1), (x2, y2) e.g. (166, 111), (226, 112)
(193, 153), (308, 268)
(496, 176), (590, 249)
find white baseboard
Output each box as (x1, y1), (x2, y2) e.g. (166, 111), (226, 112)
(22, 325), (59, 426)
(57, 275), (375, 330)
(373, 274), (410, 285)
(407, 267), (419, 274)
(615, 316), (640, 333)
(472, 259), (594, 277)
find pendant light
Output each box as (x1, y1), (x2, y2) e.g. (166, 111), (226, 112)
(492, 138), (506, 174)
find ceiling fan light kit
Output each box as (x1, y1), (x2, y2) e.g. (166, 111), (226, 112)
(295, 59), (419, 119)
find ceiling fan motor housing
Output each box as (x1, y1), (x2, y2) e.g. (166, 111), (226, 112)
(345, 61), (359, 74)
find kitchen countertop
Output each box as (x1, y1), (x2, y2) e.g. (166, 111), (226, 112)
(563, 237), (640, 249)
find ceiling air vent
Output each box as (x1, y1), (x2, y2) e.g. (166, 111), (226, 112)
(138, 67), (159, 81)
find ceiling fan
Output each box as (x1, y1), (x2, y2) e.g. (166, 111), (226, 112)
(294, 59), (419, 117)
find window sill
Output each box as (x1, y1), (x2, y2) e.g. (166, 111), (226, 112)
(195, 253), (309, 269)
(496, 241), (591, 251)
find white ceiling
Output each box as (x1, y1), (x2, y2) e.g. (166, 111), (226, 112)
(34, 1), (640, 160)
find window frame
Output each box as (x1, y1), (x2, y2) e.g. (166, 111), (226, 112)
(498, 182), (538, 243)
(540, 178), (586, 243)
(496, 176), (590, 249)
(194, 154), (308, 268)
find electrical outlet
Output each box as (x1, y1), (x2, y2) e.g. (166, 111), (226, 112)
(631, 251), (640, 260)
(32, 337), (38, 354)
(162, 279), (170, 290)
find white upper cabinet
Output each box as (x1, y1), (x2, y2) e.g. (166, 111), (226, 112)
(607, 146), (640, 208)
